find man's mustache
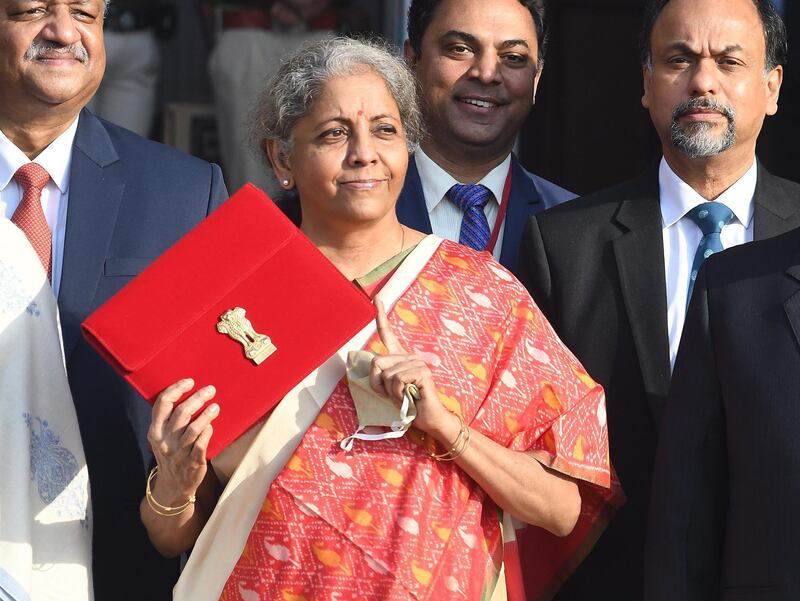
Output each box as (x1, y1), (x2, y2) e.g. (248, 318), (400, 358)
(672, 97), (735, 122)
(25, 39), (88, 63)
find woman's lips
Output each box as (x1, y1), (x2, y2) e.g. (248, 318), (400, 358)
(339, 179), (387, 190)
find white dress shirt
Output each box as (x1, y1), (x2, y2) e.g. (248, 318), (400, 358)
(0, 117), (79, 299)
(414, 147), (511, 261)
(661, 157), (756, 367)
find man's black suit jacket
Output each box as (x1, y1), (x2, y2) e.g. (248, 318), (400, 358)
(60, 110), (227, 600)
(517, 163), (800, 600)
(646, 225), (800, 601)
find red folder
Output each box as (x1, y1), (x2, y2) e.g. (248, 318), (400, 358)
(81, 184), (376, 458)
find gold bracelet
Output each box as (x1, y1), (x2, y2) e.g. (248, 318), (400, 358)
(431, 418), (469, 461)
(429, 413), (471, 461)
(145, 466), (195, 517)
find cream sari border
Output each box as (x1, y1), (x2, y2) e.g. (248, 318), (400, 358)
(174, 235), (443, 601)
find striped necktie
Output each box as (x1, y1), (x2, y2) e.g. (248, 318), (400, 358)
(447, 183), (493, 252)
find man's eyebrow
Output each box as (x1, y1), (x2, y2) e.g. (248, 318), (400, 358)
(665, 41), (696, 54)
(441, 30), (479, 45)
(720, 44), (745, 54)
(499, 39), (530, 50)
(665, 41), (745, 54)
(440, 31), (530, 51)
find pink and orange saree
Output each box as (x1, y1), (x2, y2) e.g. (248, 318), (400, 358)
(175, 236), (621, 601)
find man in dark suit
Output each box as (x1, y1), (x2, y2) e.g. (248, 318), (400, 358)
(517, 0), (796, 599)
(397, 0), (573, 274)
(0, 1), (227, 599)
(646, 224), (800, 601)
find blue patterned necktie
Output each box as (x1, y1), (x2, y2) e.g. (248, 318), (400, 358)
(685, 201), (734, 306)
(447, 183), (493, 251)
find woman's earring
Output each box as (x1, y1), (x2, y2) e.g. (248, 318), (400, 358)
(282, 179), (290, 187)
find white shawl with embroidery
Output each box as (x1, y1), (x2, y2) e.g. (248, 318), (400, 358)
(0, 218), (92, 601)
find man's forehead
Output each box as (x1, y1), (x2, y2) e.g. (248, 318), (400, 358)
(652, 2), (764, 53)
(426, 0), (538, 43)
(2, 0), (103, 7)
(654, 0), (761, 38)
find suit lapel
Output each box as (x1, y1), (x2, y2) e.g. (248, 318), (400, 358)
(783, 260), (800, 351)
(395, 156), (433, 234)
(59, 109), (124, 360)
(498, 155), (542, 270)
(753, 163), (800, 241)
(611, 168), (672, 421)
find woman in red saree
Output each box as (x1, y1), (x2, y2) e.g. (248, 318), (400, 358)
(140, 37), (621, 601)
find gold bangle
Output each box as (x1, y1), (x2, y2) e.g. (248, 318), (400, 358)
(429, 413), (471, 461)
(431, 419), (469, 461)
(145, 466), (195, 517)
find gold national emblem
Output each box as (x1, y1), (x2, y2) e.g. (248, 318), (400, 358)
(216, 307), (277, 365)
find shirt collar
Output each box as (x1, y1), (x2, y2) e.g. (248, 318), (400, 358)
(413, 146), (512, 213)
(0, 116), (79, 194)
(659, 156), (757, 229)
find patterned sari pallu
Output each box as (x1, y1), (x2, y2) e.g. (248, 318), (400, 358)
(219, 239), (615, 601)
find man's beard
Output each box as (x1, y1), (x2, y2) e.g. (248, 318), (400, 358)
(670, 98), (736, 158)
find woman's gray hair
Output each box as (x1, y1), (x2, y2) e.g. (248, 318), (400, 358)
(251, 36), (422, 157)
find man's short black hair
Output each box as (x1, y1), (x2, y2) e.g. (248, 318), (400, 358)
(641, 0), (788, 70)
(407, 0), (548, 67)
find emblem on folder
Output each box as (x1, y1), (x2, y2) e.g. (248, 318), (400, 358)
(216, 307), (277, 365)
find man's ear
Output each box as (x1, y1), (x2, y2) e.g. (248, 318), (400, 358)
(532, 67), (543, 104)
(641, 66), (653, 109)
(765, 64), (783, 117)
(403, 39), (417, 69)
(265, 139), (293, 188)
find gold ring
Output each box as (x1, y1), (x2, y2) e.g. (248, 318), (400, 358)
(404, 383), (421, 402)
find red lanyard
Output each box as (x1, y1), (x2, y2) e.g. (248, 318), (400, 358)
(485, 165), (513, 255)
